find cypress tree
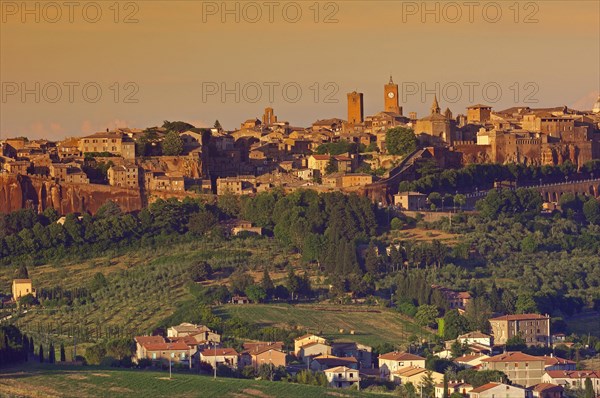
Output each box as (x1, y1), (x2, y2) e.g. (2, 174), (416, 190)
(29, 337), (34, 354)
(49, 342), (55, 364)
(22, 334), (29, 361)
(60, 343), (66, 362)
(39, 344), (44, 363)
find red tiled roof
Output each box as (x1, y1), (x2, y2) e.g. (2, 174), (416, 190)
(333, 155), (351, 161)
(532, 383), (563, 392)
(545, 370), (600, 379)
(169, 336), (199, 346)
(135, 336), (165, 345)
(482, 352), (545, 363)
(200, 348), (238, 357)
(243, 342), (285, 354)
(310, 155), (330, 161)
(490, 314), (549, 321)
(378, 352), (425, 361)
(301, 341), (329, 349)
(143, 341), (190, 351)
(542, 356), (575, 366)
(470, 382), (501, 393)
(313, 355), (357, 366)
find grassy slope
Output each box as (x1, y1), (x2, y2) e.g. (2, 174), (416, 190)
(215, 303), (432, 347)
(0, 365), (386, 398)
(2, 236), (430, 349)
(6, 238), (293, 334)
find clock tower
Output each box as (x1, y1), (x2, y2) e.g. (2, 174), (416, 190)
(384, 75), (402, 115)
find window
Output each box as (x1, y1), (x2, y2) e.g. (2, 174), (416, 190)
(350, 373), (354, 378)
(152, 353), (156, 359)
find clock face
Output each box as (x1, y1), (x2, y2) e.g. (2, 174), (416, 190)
(387, 92), (395, 99)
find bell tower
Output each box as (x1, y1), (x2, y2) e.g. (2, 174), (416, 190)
(384, 75), (402, 115)
(347, 91), (364, 124)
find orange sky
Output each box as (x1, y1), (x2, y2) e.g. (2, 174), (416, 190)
(1, 0), (599, 139)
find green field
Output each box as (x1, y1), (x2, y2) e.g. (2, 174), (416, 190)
(0, 365), (385, 398)
(3, 237), (297, 336)
(215, 303), (432, 347)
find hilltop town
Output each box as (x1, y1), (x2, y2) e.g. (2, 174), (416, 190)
(2, 78), (600, 215)
(1, 83), (600, 398)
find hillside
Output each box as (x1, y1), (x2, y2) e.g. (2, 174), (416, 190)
(1, 235), (430, 350)
(0, 365), (386, 398)
(215, 304), (432, 347)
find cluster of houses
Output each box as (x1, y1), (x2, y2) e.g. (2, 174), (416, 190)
(133, 319), (600, 397)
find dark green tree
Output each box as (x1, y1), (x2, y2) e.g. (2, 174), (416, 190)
(39, 344), (44, 363)
(162, 130), (184, 156)
(583, 198), (600, 225)
(60, 343), (66, 362)
(15, 264), (29, 279)
(443, 310), (470, 340)
(48, 342), (55, 364)
(190, 262), (213, 282)
(261, 268), (275, 299)
(385, 127), (417, 156)
(584, 377), (594, 398)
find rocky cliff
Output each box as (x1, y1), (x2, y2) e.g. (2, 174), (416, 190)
(0, 174), (143, 215)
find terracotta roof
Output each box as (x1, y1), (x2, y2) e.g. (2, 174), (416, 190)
(392, 366), (427, 377)
(314, 354), (357, 363)
(379, 351), (425, 361)
(545, 370), (600, 379)
(323, 366), (356, 374)
(490, 314), (550, 321)
(458, 331), (490, 339)
(482, 352), (544, 363)
(300, 341), (329, 351)
(531, 383), (563, 392)
(333, 155), (352, 161)
(135, 336), (165, 345)
(470, 382), (501, 393)
(143, 341), (190, 351)
(243, 342), (285, 354)
(12, 279), (32, 283)
(310, 154), (330, 161)
(542, 356), (575, 366)
(200, 348), (238, 357)
(169, 336), (200, 346)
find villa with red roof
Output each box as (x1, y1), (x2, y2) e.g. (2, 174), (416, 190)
(489, 314), (551, 347)
(542, 370), (600, 395)
(481, 352), (546, 387)
(378, 352), (426, 380)
(199, 347), (239, 370)
(134, 336), (195, 366)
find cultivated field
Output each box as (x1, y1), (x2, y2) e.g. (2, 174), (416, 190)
(0, 365), (385, 398)
(215, 303), (433, 347)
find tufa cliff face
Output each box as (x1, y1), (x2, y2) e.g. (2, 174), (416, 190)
(0, 174), (143, 215)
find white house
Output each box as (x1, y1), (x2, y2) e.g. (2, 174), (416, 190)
(324, 366), (360, 389)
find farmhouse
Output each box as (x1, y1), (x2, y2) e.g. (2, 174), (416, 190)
(324, 366), (360, 389)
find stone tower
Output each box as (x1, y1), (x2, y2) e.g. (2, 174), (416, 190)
(384, 75), (402, 115)
(347, 91), (364, 124)
(262, 107), (277, 125)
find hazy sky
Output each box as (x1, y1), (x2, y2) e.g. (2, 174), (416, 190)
(1, 0), (599, 140)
